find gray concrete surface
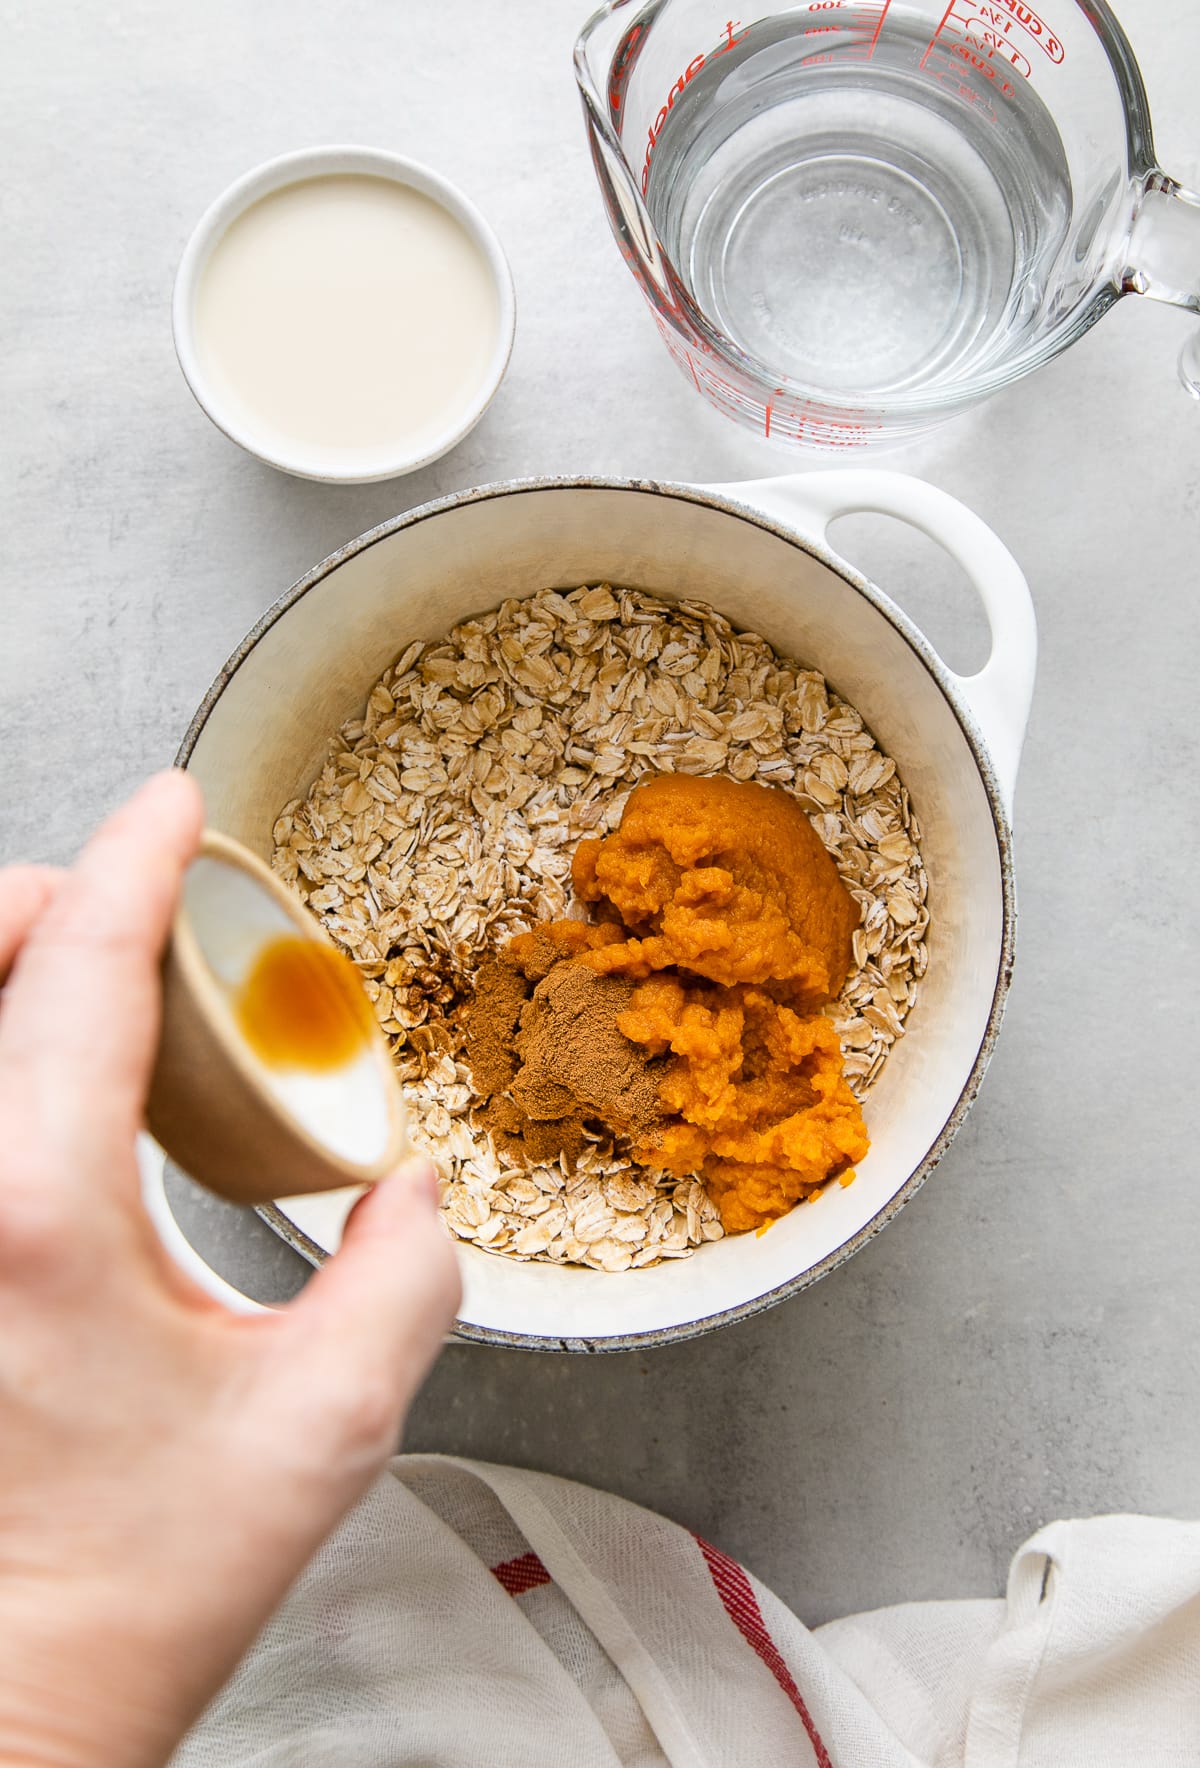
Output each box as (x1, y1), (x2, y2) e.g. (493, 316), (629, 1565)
(3, 1), (1199, 1626)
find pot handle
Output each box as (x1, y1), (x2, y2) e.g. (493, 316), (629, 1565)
(705, 470), (1037, 819)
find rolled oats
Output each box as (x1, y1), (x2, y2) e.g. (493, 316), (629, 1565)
(272, 586), (930, 1273)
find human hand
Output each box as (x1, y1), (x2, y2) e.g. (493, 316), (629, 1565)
(0, 772), (461, 1768)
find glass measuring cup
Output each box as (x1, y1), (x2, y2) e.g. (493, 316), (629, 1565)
(575, 0), (1200, 447)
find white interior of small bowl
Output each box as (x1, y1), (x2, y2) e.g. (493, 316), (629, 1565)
(183, 856), (391, 1168)
(185, 485), (1004, 1343)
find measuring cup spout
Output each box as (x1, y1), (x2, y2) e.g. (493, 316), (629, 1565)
(574, 3), (675, 304)
(1123, 172), (1200, 397)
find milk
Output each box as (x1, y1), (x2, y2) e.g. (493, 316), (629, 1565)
(193, 173), (501, 471)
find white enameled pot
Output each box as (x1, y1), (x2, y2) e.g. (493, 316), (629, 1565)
(167, 472), (1036, 1350)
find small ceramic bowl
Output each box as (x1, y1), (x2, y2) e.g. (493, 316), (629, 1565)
(145, 830), (408, 1208)
(172, 145), (516, 483)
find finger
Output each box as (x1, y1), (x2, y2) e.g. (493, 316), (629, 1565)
(0, 771), (205, 1131)
(280, 1159), (461, 1452)
(0, 866), (62, 984)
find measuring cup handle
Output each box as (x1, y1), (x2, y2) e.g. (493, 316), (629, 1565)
(1126, 172), (1200, 396)
(705, 471), (1037, 820)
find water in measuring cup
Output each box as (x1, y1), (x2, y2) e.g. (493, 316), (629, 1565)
(645, 14), (1072, 398)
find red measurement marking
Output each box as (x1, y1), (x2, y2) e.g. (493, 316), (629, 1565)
(763, 399), (881, 447)
(801, 0), (892, 63)
(921, 0), (1063, 99)
(970, 0), (1064, 60)
(966, 21), (1031, 78)
(862, 0), (891, 56)
(924, 55), (1000, 120)
(921, 0), (1023, 103)
(650, 314), (881, 444)
(640, 19), (747, 194)
(920, 0), (958, 69)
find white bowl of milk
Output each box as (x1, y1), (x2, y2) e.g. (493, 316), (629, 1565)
(173, 146), (515, 482)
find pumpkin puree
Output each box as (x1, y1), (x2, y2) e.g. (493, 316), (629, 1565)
(538, 774), (870, 1234)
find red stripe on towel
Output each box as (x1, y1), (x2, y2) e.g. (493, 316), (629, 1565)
(492, 1550), (551, 1596)
(696, 1536), (833, 1767)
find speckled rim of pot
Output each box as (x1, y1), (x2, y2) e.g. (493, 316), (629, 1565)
(175, 475), (1018, 1353)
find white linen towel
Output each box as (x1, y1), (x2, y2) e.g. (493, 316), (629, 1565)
(172, 1455), (1200, 1766)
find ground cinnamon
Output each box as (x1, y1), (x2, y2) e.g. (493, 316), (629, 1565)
(513, 964), (664, 1136)
(459, 958), (525, 1098)
(462, 925), (663, 1168)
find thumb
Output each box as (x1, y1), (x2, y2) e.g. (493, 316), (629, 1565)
(0, 866), (61, 983)
(283, 1157), (461, 1424)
